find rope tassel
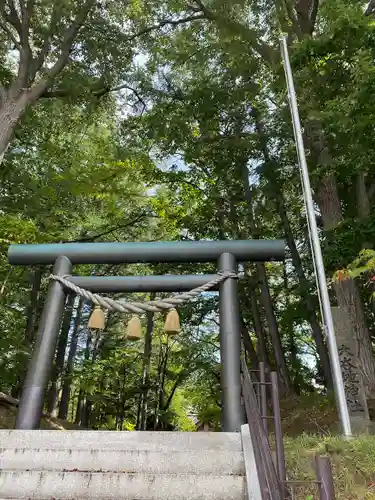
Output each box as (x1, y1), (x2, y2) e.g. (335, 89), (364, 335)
(88, 305), (105, 330)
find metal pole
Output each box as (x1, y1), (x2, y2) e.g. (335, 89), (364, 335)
(15, 256), (72, 429)
(219, 252), (244, 432)
(255, 378), (261, 411)
(280, 36), (352, 437)
(315, 456), (335, 500)
(270, 372), (287, 498)
(259, 362), (268, 434)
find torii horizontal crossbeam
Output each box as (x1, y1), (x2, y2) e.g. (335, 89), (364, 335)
(66, 274), (220, 293)
(8, 239), (285, 265)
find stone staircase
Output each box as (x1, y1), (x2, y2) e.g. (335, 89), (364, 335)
(0, 428), (260, 499)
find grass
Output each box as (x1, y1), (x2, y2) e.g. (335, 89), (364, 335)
(278, 394), (375, 499)
(284, 434), (375, 499)
(280, 393), (339, 437)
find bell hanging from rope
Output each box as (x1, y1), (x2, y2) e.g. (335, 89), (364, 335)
(126, 315), (142, 340)
(164, 308), (180, 335)
(88, 305), (105, 330)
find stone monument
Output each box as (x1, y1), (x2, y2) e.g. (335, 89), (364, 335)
(331, 306), (370, 432)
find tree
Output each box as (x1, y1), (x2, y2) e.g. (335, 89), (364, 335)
(3, 0), (375, 433)
(0, 0), (206, 160)
(154, 0), (375, 402)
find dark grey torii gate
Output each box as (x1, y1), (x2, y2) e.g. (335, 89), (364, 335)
(8, 239), (285, 432)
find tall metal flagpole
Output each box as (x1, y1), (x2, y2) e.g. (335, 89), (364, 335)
(280, 36), (352, 437)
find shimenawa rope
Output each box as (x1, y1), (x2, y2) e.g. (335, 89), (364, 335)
(50, 272), (238, 314)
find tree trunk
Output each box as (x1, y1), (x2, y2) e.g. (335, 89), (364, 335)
(279, 0), (375, 394)
(289, 328), (302, 395)
(239, 160), (292, 392)
(137, 296), (155, 430)
(25, 267), (43, 344)
(154, 339), (169, 430)
(334, 278), (375, 397)
(241, 321), (259, 368)
(58, 298), (84, 420)
(118, 366), (127, 431)
(70, 389), (78, 421)
(74, 389), (85, 425)
(247, 282), (272, 371)
(79, 327), (93, 427)
(357, 171), (371, 222)
(281, 41), (375, 398)
(274, 187), (333, 389)
(0, 94), (32, 160)
(47, 293), (75, 414)
(356, 171), (372, 249)
(317, 172), (375, 398)
(81, 396), (91, 428)
(163, 368), (191, 413)
(316, 173), (343, 230)
(83, 332), (101, 428)
(12, 267), (43, 398)
(256, 262), (291, 392)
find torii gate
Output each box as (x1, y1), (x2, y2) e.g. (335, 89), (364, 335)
(8, 239), (285, 432)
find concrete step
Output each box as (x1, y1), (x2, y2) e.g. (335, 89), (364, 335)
(0, 471), (246, 499)
(0, 448), (245, 475)
(0, 430), (242, 452)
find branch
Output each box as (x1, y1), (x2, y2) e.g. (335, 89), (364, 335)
(163, 371), (188, 411)
(166, 176), (205, 193)
(163, 353), (201, 411)
(40, 89), (74, 98)
(31, 4), (62, 78)
(19, 0), (33, 43)
(126, 13), (206, 41)
(56, 213), (153, 244)
(275, 0), (291, 34)
(4, 0), (22, 34)
(0, 17), (21, 49)
(92, 11), (206, 48)
(15, 0), (34, 88)
(311, 0), (319, 28)
(0, 391), (19, 406)
(295, 0), (316, 35)
(0, 0), (34, 88)
(27, 0), (95, 100)
(46, 0), (95, 80)
(365, 1), (375, 16)
(281, 0), (304, 39)
(367, 181), (375, 201)
(193, 0), (276, 64)
(31, 8), (203, 102)
(41, 82), (147, 111)
(94, 83), (147, 112)
(186, 1), (202, 13)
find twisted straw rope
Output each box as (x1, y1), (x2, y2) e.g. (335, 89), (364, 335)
(50, 272), (238, 314)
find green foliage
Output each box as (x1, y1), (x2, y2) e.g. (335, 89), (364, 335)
(1, 0), (375, 437)
(347, 249), (375, 277)
(334, 248), (375, 309)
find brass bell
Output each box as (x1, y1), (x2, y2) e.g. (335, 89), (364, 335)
(88, 306), (105, 330)
(164, 309), (180, 335)
(126, 315), (142, 340)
